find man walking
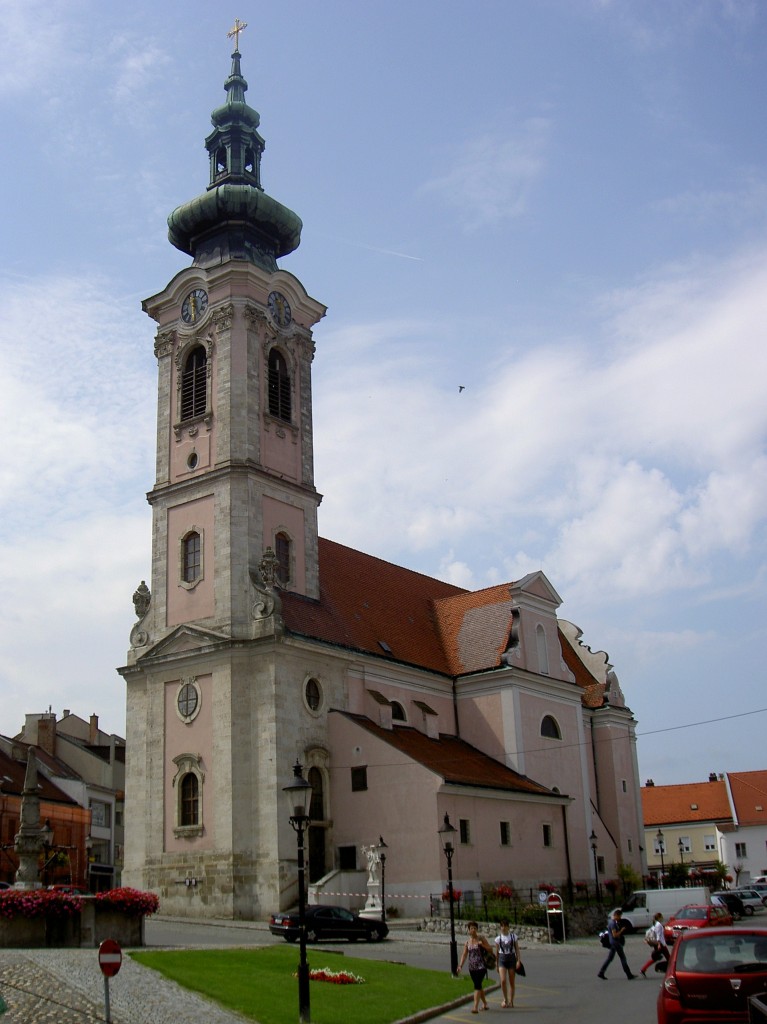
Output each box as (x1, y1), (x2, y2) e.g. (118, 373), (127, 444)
(598, 909), (636, 980)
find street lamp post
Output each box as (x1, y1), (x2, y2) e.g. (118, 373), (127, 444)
(284, 760), (313, 1024)
(377, 836), (388, 923)
(678, 837), (685, 867)
(438, 813), (458, 976)
(590, 830), (601, 902)
(657, 829), (666, 889)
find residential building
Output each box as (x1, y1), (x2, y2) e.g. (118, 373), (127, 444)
(118, 42), (644, 919)
(722, 770), (767, 884)
(1, 710), (125, 890)
(0, 746), (91, 888)
(641, 775), (733, 883)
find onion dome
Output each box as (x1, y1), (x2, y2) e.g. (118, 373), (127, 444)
(168, 48), (302, 271)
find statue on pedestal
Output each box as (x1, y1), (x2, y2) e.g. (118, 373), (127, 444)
(13, 748), (48, 889)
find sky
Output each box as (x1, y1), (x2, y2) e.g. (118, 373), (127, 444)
(1, 0), (766, 787)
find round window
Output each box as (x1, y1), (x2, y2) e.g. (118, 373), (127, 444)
(187, 452), (198, 470)
(177, 680), (200, 721)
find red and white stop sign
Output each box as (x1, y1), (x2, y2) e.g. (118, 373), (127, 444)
(546, 892), (563, 912)
(98, 938), (123, 977)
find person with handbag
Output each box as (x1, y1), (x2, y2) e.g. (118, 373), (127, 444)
(457, 920), (495, 1013)
(640, 912), (669, 977)
(495, 917), (523, 1008)
(598, 908), (637, 979)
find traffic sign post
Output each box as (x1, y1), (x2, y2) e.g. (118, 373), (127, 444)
(545, 892), (566, 944)
(98, 939), (122, 1023)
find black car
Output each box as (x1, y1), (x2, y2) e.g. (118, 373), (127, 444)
(712, 892), (746, 920)
(269, 905), (388, 943)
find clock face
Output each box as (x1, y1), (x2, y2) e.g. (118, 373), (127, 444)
(181, 288), (208, 324)
(268, 290), (292, 328)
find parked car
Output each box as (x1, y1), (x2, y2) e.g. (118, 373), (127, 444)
(731, 888), (767, 914)
(269, 905), (388, 943)
(664, 904), (733, 945)
(657, 927), (767, 1023)
(46, 884), (88, 895)
(712, 892), (746, 919)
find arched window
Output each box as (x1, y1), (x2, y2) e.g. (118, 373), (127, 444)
(173, 753), (204, 837)
(181, 346), (207, 420)
(268, 348), (291, 421)
(275, 532), (291, 586)
(308, 766), (324, 821)
(180, 773), (199, 826)
(183, 532), (201, 584)
(536, 624), (549, 675)
(215, 146), (227, 176)
(540, 715), (561, 740)
(391, 701), (406, 722)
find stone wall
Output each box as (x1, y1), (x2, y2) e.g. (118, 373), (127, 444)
(0, 903), (146, 949)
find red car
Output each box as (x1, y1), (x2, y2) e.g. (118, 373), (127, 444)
(657, 927), (767, 1024)
(664, 904), (733, 945)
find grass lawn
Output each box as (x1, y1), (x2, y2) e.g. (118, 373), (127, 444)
(130, 945), (475, 1024)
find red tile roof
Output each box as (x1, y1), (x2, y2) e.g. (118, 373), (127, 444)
(282, 539), (605, 709)
(727, 770), (767, 827)
(282, 538), (465, 675)
(333, 711), (560, 797)
(559, 634), (607, 708)
(641, 780), (732, 826)
(0, 746), (79, 804)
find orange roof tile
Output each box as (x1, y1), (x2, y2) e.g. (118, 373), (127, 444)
(282, 538), (465, 675)
(641, 780), (732, 826)
(727, 770), (767, 827)
(282, 539), (605, 715)
(333, 711), (560, 797)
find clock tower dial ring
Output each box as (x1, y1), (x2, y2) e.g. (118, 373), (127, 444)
(267, 290), (292, 328)
(181, 288), (209, 324)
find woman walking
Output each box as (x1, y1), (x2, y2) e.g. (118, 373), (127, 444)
(457, 920), (495, 1013)
(495, 917), (523, 1007)
(640, 913), (669, 977)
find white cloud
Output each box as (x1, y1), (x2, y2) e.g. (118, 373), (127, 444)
(420, 118), (551, 227)
(316, 244), (767, 608)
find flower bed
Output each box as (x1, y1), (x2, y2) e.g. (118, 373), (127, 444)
(295, 967), (366, 985)
(0, 887), (159, 948)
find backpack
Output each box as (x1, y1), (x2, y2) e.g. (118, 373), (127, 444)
(599, 930), (611, 949)
(645, 926), (657, 945)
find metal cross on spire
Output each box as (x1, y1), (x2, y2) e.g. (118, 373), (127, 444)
(227, 18), (248, 51)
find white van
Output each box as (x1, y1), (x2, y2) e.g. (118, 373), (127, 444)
(611, 887), (711, 932)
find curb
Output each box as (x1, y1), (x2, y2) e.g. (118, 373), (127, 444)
(394, 982), (502, 1024)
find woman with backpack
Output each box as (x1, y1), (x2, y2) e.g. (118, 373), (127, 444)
(640, 912), (669, 977)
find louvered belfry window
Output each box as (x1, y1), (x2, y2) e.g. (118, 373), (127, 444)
(268, 348), (291, 421)
(181, 346), (207, 420)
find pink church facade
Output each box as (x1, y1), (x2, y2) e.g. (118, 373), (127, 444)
(119, 45), (645, 920)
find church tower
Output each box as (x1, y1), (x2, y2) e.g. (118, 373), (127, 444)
(120, 31), (326, 917)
